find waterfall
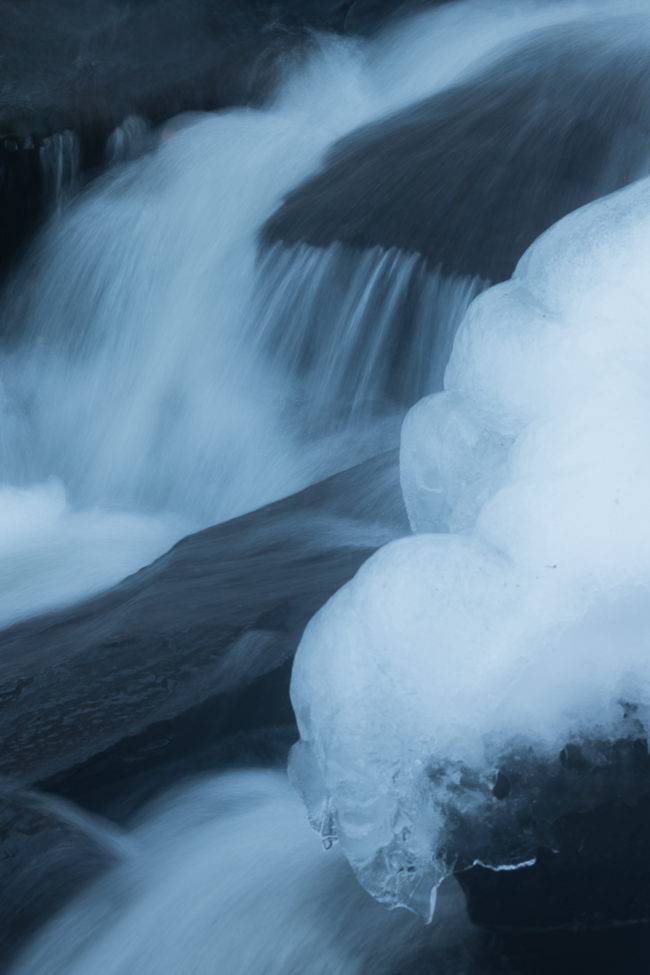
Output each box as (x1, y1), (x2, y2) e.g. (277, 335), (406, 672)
(1, 0), (551, 625)
(255, 242), (483, 423)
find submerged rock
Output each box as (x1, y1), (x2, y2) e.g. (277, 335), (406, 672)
(0, 780), (119, 964)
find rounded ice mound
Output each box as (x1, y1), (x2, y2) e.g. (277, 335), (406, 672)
(289, 176), (650, 919)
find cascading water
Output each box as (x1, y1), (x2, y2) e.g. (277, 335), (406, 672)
(254, 242), (483, 422)
(4, 0), (650, 970)
(1, 0), (589, 626)
(8, 772), (441, 975)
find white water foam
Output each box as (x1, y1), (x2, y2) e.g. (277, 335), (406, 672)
(0, 480), (181, 628)
(10, 772), (434, 975)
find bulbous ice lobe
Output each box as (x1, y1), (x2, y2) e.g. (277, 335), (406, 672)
(289, 176), (650, 919)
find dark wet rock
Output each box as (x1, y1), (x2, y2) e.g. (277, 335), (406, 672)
(0, 451), (406, 813)
(0, 780), (118, 965)
(263, 18), (650, 282)
(455, 738), (650, 932)
(393, 879), (650, 975)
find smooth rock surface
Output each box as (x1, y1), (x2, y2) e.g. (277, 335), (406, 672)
(0, 451), (405, 810)
(264, 17), (650, 281)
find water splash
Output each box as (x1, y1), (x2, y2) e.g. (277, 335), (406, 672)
(9, 772), (432, 975)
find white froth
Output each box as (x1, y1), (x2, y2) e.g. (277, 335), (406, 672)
(0, 480), (180, 628)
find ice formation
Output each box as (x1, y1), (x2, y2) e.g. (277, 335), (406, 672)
(289, 176), (650, 919)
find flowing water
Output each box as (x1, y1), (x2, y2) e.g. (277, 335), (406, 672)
(10, 772), (439, 975)
(3, 0), (650, 970)
(0, 0), (614, 627)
